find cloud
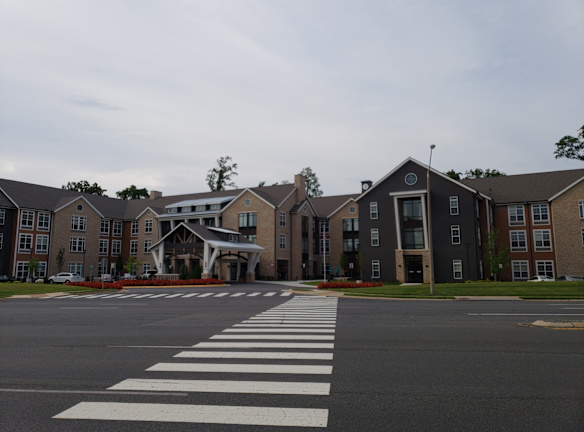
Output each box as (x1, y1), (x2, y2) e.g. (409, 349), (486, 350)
(65, 96), (126, 112)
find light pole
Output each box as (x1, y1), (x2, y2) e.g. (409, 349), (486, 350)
(427, 144), (436, 294)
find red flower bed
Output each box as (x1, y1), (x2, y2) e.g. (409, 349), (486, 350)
(67, 278), (224, 290)
(317, 281), (383, 290)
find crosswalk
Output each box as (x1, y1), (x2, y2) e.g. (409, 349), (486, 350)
(45, 291), (295, 300)
(53, 296), (338, 428)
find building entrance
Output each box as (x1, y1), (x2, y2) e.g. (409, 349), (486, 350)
(405, 256), (423, 283)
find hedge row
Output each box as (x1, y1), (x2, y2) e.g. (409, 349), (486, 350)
(67, 278), (224, 290)
(317, 281), (383, 290)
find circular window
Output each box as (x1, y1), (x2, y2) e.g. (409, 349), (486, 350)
(77, 204), (83, 211)
(245, 199), (251, 207)
(349, 206), (356, 213)
(405, 173), (418, 186)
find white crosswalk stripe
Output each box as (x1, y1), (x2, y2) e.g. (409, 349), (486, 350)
(54, 296), (338, 428)
(49, 291), (298, 300)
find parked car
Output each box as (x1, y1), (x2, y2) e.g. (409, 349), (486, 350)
(93, 274), (112, 282)
(123, 273), (137, 280)
(48, 272), (85, 284)
(141, 270), (158, 280)
(528, 275), (555, 282)
(0, 275), (15, 283)
(557, 275), (584, 282)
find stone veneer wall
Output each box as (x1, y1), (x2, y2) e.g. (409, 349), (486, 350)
(552, 181), (584, 277)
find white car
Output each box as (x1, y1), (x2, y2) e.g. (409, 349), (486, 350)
(123, 273), (137, 280)
(528, 275), (555, 282)
(48, 272), (85, 284)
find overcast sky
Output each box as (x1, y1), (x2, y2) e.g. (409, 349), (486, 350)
(1, 0), (583, 198)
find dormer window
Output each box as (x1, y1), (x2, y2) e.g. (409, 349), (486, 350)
(181, 206), (192, 213)
(195, 205), (206, 212)
(168, 208), (177, 214)
(229, 234), (239, 242)
(210, 204), (221, 210)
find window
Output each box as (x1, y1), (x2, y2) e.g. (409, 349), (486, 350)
(280, 234), (286, 250)
(453, 260), (463, 279)
(36, 234), (49, 254)
(145, 219), (153, 233)
(113, 221), (123, 236)
(404, 227), (424, 249)
(532, 204), (549, 224)
(320, 239), (330, 255)
(403, 199), (422, 221)
(195, 205), (206, 212)
(131, 221), (138, 236)
(370, 202), (378, 220)
(112, 240), (122, 256)
(510, 230), (527, 252)
(70, 237), (85, 253)
(99, 240), (108, 256)
(536, 260), (554, 278)
(37, 261), (47, 278)
(210, 204), (221, 211)
(130, 240), (138, 256)
(68, 262), (84, 275)
(280, 212), (286, 227)
(343, 238), (358, 252)
(579, 201), (584, 219)
(512, 261), (529, 280)
(71, 215), (87, 231)
(245, 234), (257, 244)
(38, 212), (50, 230)
(451, 225), (461, 245)
(0, 233), (3, 250)
(320, 220), (329, 235)
(239, 212), (257, 228)
(16, 261), (29, 279)
(142, 263), (151, 273)
(18, 234), (33, 252)
(168, 208), (177, 214)
(0, 208), (5, 225)
(372, 260), (380, 279)
(343, 218), (359, 232)
(508, 205), (525, 225)
(534, 230), (552, 251)
(144, 239), (152, 253)
(21, 210), (34, 229)
(181, 206), (192, 213)
(450, 196), (459, 215)
(581, 228), (584, 247)
(371, 228), (379, 246)
(100, 219), (110, 235)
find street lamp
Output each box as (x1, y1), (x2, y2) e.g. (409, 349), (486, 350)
(427, 144), (436, 294)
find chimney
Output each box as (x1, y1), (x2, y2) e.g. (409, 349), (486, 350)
(294, 174), (307, 202)
(361, 180), (373, 193)
(149, 190), (162, 200)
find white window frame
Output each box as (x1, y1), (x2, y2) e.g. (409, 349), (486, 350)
(144, 239), (152, 253)
(37, 212), (51, 230)
(371, 228), (379, 247)
(453, 260), (463, 279)
(112, 239), (122, 256)
(113, 221), (123, 237)
(280, 234), (286, 250)
(142, 262), (151, 273)
(20, 210), (34, 229)
(372, 260), (380, 279)
(534, 229), (552, 251)
(130, 240), (138, 256)
(18, 233), (33, 252)
(320, 220), (329, 235)
(69, 237), (86, 253)
(512, 260), (529, 281)
(531, 203), (549, 225)
(99, 239), (109, 256)
(450, 196), (459, 216)
(37, 261), (47, 278)
(320, 238), (330, 256)
(579, 201), (584, 219)
(100, 219), (110, 235)
(582, 228), (584, 247)
(508, 205), (525, 226)
(131, 221), (138, 236)
(0, 208), (5, 225)
(145, 219), (153, 233)
(68, 262), (84, 275)
(71, 215), (87, 231)
(0, 233), (3, 250)
(370, 202), (378, 220)
(36, 234), (49, 254)
(279, 212), (286, 227)
(535, 260), (554, 278)
(509, 230), (527, 252)
(16, 261), (29, 279)
(451, 225), (461, 245)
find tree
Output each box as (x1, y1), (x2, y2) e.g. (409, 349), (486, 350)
(206, 156), (238, 191)
(445, 169), (506, 180)
(554, 124), (584, 162)
(62, 180), (107, 196)
(116, 185), (149, 200)
(300, 167), (323, 197)
(484, 228), (510, 281)
(339, 253), (349, 277)
(115, 254), (124, 276)
(28, 257), (40, 281)
(124, 256), (142, 276)
(56, 247), (65, 273)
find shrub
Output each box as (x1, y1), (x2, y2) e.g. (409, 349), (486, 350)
(317, 281), (383, 290)
(66, 278), (224, 289)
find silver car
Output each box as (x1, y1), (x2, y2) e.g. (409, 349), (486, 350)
(48, 272), (85, 284)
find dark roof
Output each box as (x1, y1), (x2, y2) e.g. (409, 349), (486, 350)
(310, 194), (359, 218)
(462, 169), (584, 204)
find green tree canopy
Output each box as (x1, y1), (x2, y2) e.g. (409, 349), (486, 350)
(445, 169), (506, 180)
(300, 167), (323, 197)
(116, 185), (149, 200)
(554, 124), (584, 162)
(62, 180), (107, 196)
(206, 156), (238, 191)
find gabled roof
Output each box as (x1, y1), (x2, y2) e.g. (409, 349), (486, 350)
(462, 169), (584, 204)
(549, 176), (584, 201)
(310, 194), (360, 218)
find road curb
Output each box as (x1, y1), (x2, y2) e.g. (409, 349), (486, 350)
(531, 320), (584, 329)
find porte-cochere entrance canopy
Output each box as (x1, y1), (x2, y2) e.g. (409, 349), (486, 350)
(149, 223), (264, 282)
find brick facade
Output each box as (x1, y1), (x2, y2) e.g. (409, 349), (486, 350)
(552, 179), (584, 277)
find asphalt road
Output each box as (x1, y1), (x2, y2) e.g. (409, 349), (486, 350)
(1, 283), (583, 431)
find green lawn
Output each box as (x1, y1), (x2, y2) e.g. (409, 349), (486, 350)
(322, 281), (584, 299)
(0, 282), (118, 298)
